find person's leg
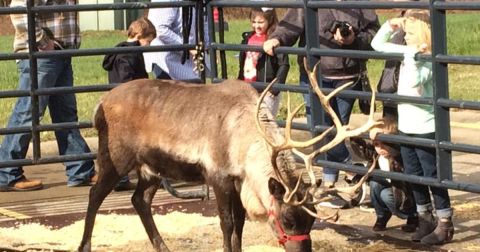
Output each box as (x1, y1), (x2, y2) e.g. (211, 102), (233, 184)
(299, 71), (311, 126)
(369, 179), (392, 231)
(322, 78), (358, 186)
(400, 189), (419, 233)
(415, 134), (452, 216)
(401, 141), (431, 208)
(46, 58), (95, 186)
(263, 93), (281, 117)
(414, 133), (454, 244)
(0, 60), (48, 190)
(400, 135), (436, 241)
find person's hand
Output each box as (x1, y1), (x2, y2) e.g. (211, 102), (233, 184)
(38, 39), (55, 51)
(333, 27), (355, 46)
(189, 49), (198, 58)
(369, 127), (382, 140)
(388, 17), (405, 31)
(263, 38), (280, 56)
(418, 43), (428, 53)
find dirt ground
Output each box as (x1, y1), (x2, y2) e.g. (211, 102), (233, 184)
(1, 197), (479, 252)
(1, 111), (480, 252)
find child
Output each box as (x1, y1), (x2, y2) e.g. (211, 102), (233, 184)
(102, 17), (156, 191)
(238, 7), (289, 116)
(371, 10), (454, 245)
(367, 116), (418, 233)
(103, 17), (156, 84)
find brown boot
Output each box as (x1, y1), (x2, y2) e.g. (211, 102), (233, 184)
(412, 212), (436, 242)
(420, 217), (454, 245)
(0, 178), (43, 192)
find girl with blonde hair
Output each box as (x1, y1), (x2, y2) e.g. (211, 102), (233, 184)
(371, 10), (454, 245)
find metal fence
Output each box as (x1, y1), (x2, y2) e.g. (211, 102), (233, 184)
(0, 0), (480, 195)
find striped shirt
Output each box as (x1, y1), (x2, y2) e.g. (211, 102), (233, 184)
(144, 0), (209, 80)
(10, 0), (81, 53)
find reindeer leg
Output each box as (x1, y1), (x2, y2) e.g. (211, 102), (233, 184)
(131, 174), (169, 252)
(78, 161), (120, 252)
(212, 180), (237, 252)
(231, 189), (245, 252)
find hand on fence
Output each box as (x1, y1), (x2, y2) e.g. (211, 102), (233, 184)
(263, 38), (280, 56)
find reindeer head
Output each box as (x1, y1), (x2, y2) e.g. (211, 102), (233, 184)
(267, 176), (317, 251)
(256, 60), (380, 250)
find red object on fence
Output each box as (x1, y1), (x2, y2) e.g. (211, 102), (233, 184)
(213, 8), (219, 23)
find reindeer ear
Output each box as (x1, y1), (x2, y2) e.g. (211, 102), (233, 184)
(268, 177), (286, 201)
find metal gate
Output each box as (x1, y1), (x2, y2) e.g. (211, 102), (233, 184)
(0, 0), (479, 198)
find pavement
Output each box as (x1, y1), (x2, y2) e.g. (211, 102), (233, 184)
(0, 110), (480, 251)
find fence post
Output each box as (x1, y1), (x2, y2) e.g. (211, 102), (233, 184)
(304, 0), (325, 162)
(430, 0), (452, 182)
(27, 0), (41, 162)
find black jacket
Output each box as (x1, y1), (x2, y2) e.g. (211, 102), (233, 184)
(238, 31), (290, 95)
(102, 41), (148, 84)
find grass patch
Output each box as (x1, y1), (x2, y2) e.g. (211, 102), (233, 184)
(0, 12), (479, 141)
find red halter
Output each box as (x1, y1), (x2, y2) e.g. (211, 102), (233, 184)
(268, 197), (311, 246)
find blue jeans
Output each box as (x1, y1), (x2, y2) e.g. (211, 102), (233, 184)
(370, 179), (416, 220)
(0, 58), (95, 187)
(400, 132), (452, 218)
(300, 72), (360, 183)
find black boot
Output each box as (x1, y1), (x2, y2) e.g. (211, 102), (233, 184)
(412, 212), (436, 242)
(420, 217), (454, 245)
(401, 215), (419, 233)
(372, 213), (392, 232)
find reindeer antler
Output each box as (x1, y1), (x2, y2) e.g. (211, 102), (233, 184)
(255, 59), (381, 219)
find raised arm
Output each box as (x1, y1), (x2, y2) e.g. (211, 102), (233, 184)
(264, 8), (305, 56)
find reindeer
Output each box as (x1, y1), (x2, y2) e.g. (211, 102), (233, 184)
(78, 62), (379, 252)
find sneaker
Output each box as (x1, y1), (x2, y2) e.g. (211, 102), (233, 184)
(0, 178), (43, 192)
(318, 195), (349, 209)
(68, 174), (98, 187)
(114, 181), (137, 192)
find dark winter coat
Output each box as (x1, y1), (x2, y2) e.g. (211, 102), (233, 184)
(238, 31), (290, 95)
(102, 40), (149, 84)
(269, 6), (380, 77)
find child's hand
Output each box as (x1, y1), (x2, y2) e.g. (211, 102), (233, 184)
(418, 43), (428, 53)
(263, 39), (280, 56)
(388, 17), (405, 31)
(369, 127), (382, 140)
